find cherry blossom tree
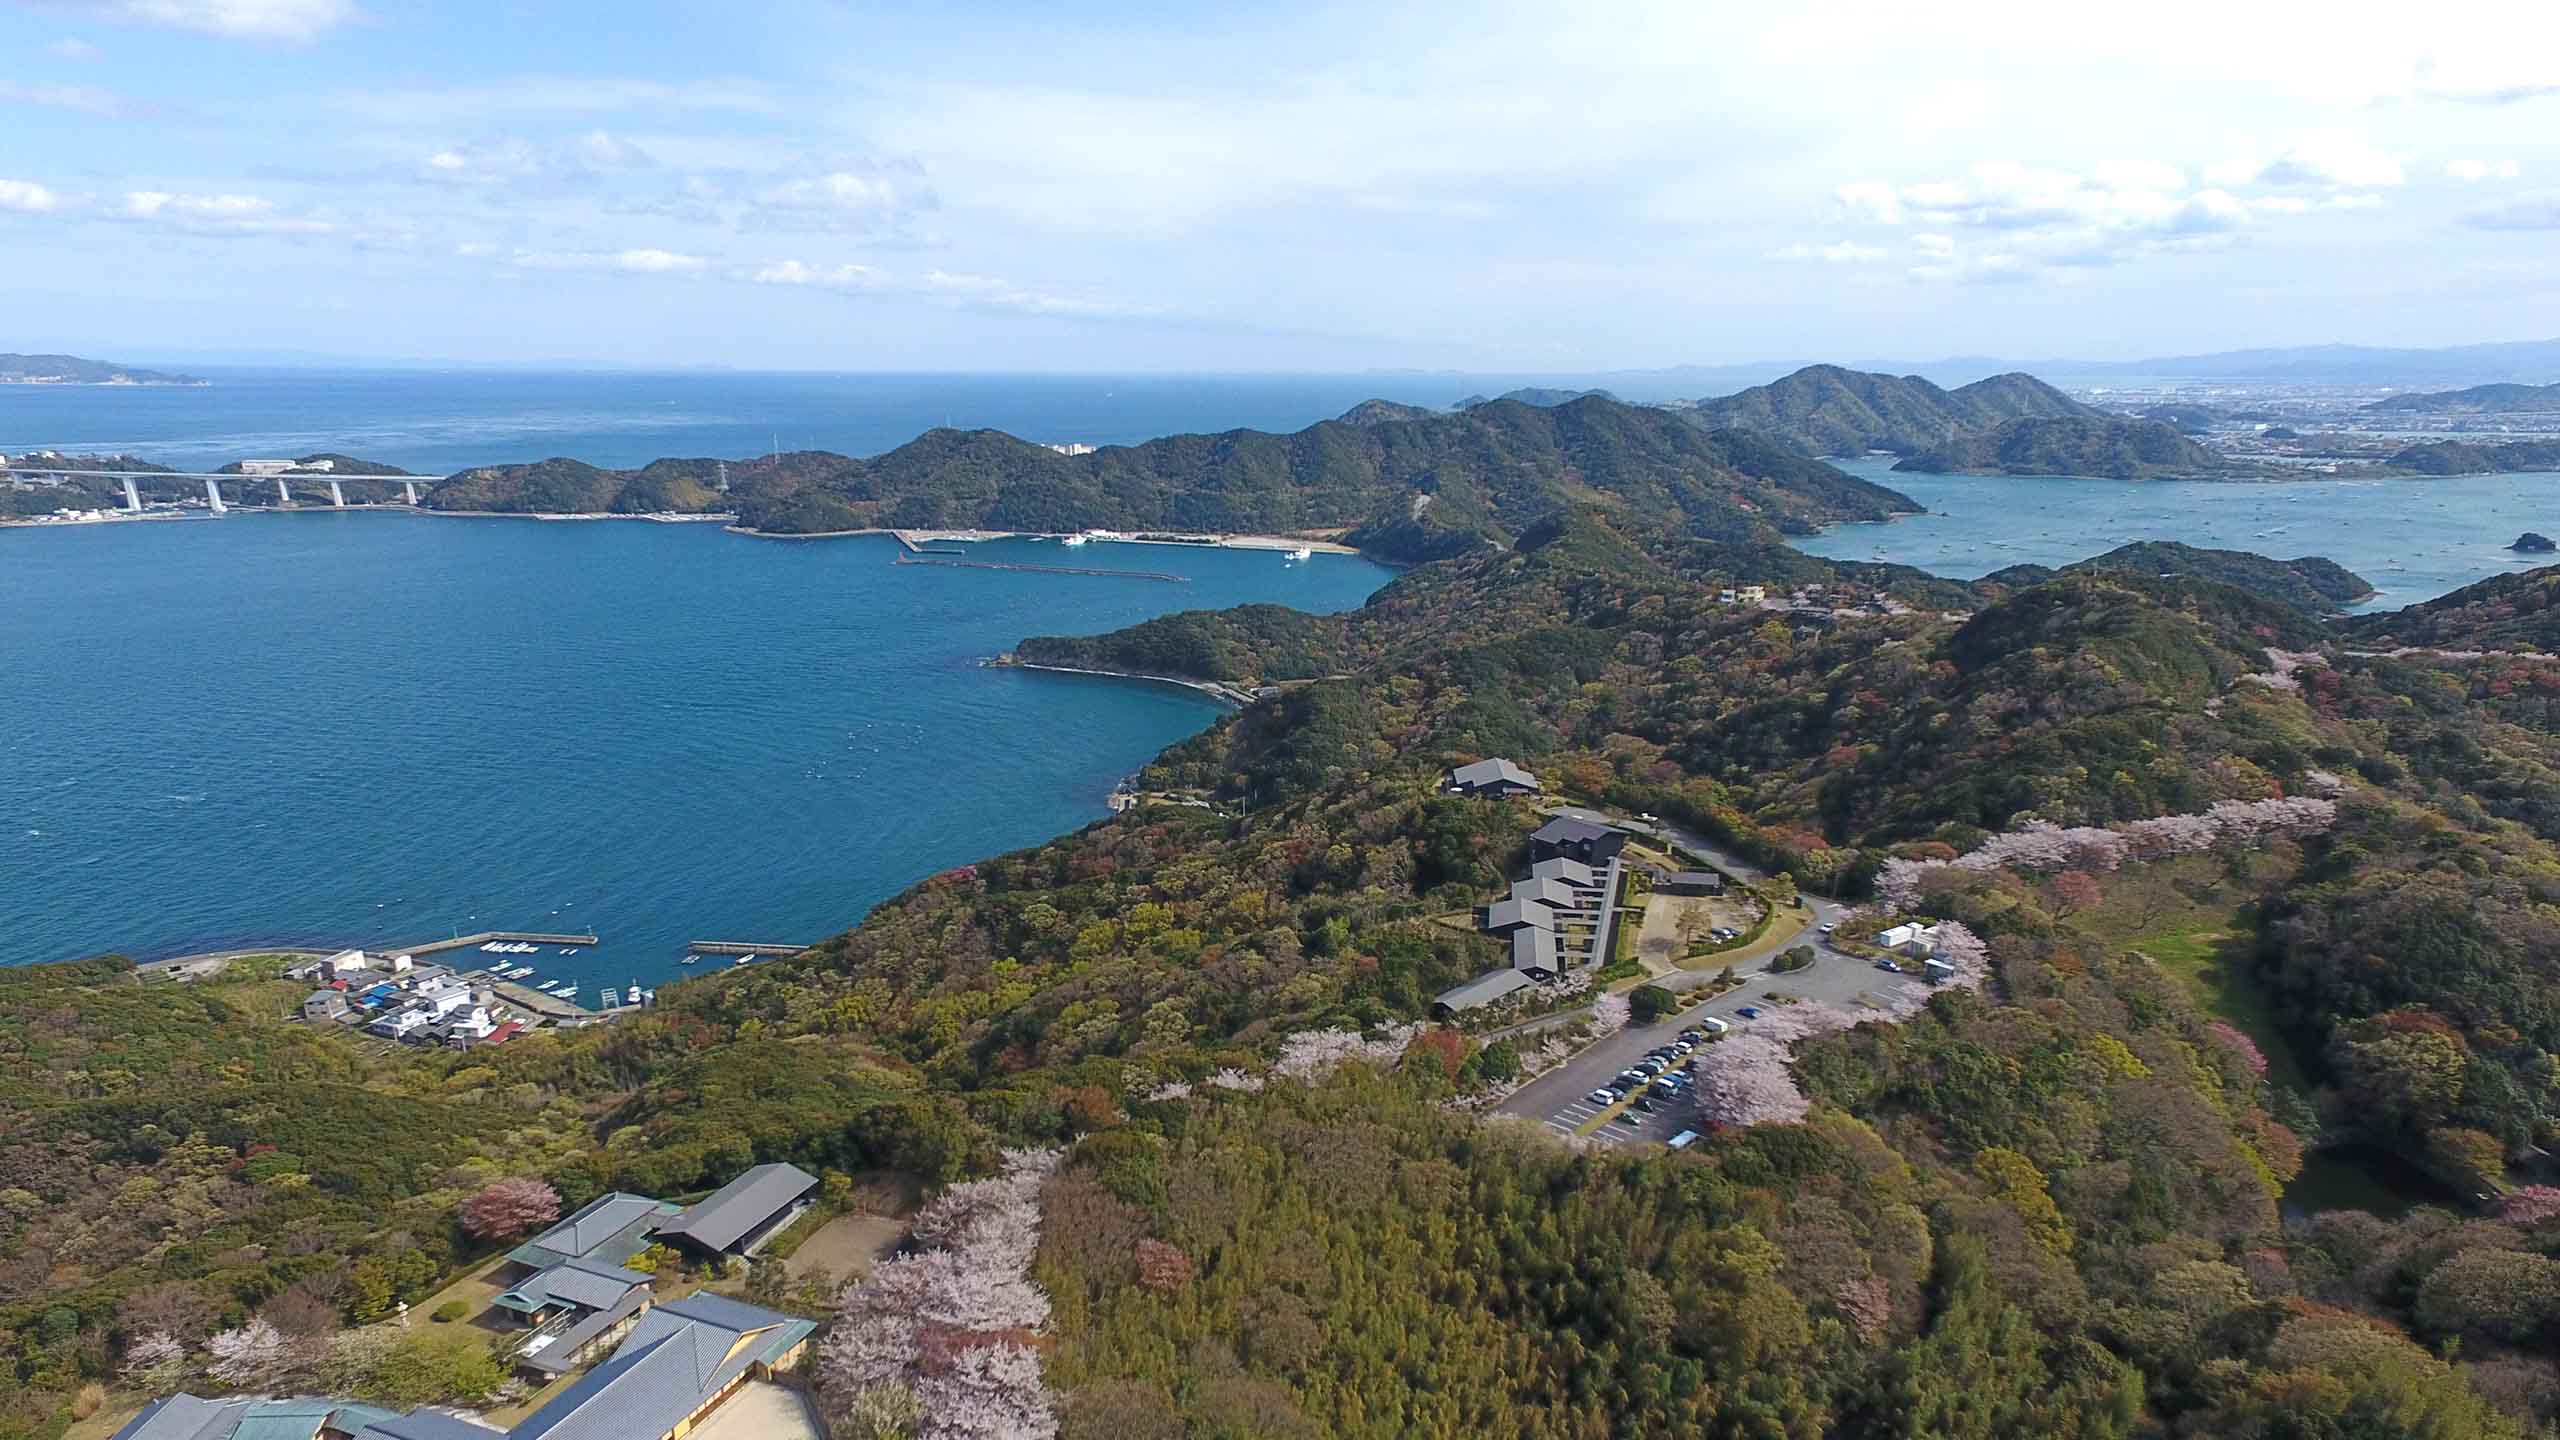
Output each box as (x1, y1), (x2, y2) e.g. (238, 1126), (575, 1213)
(2499, 1186), (2560, 1226)
(1273, 1023), (1419, 1080)
(205, 1319), (289, 1389)
(2205, 1021), (2270, 1078)
(120, 1331), (187, 1390)
(1691, 1034), (1810, 1127)
(1589, 991), (1631, 1036)
(460, 1177), (561, 1241)
(824, 1149), (1061, 1440)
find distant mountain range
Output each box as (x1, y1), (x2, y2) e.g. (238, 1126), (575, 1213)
(1455, 387), (1617, 409)
(0, 352), (204, 386)
(2365, 381), (2560, 414)
(1684, 365), (2095, 457)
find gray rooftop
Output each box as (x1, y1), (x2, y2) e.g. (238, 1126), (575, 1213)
(109, 1396), (247, 1440)
(1448, 758), (1538, 791)
(1433, 968), (1534, 1012)
(498, 1257), (651, 1315)
(1512, 876), (1585, 909)
(657, 1163), (818, 1254)
(1528, 856), (1598, 887)
(1482, 896), (1555, 933)
(1530, 815), (1619, 847)
(353, 1411), (506, 1440)
(512, 1294), (813, 1440)
(507, 1192), (679, 1270)
(1511, 926), (1560, 974)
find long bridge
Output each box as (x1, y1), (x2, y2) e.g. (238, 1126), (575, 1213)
(4, 468), (427, 511)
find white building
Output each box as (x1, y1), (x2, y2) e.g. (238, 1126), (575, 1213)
(1875, 922), (1940, 956)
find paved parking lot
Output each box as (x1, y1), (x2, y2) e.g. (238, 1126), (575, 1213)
(1502, 944), (1933, 1145)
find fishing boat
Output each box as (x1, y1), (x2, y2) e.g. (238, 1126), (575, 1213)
(556, 985), (577, 1001)
(678, 955), (700, 966)
(626, 984), (642, 1005)
(733, 955), (753, 966)
(1060, 532), (1088, 547)
(1285, 543), (1312, 561)
(535, 980), (560, 993)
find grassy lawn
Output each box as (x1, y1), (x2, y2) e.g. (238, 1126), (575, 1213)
(2071, 860), (2312, 1094)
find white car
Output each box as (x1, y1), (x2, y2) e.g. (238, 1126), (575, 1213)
(1700, 1016), (1730, 1035)
(1587, 1088), (1615, 1106)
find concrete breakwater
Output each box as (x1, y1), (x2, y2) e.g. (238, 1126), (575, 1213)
(894, 554), (1189, 582)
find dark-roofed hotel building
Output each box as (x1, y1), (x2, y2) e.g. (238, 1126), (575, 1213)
(1528, 815), (1626, 867)
(654, 1162), (819, 1260)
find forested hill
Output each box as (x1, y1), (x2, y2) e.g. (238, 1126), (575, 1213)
(2343, 563), (2560, 649)
(424, 396), (1924, 560)
(1895, 415), (2247, 479)
(2366, 381), (2560, 414)
(2374, 438), (2560, 477)
(1983, 540), (2374, 613)
(1685, 364), (2097, 456)
(0, 352), (203, 385)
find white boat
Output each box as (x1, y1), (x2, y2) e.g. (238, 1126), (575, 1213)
(556, 985), (577, 1000)
(626, 984), (641, 1005)
(1060, 532), (1088, 547)
(1285, 544), (1313, 562)
(558, 947), (574, 955)
(535, 980), (560, 993)
(678, 955), (700, 966)
(480, 942), (502, 953)
(733, 956), (752, 966)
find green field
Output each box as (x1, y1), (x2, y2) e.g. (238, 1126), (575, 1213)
(2070, 860), (2312, 1094)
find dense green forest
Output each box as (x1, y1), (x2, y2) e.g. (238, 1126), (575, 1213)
(1984, 541), (2376, 614)
(416, 396), (1924, 559)
(1896, 415), (2250, 479)
(20, 448), (2560, 1435)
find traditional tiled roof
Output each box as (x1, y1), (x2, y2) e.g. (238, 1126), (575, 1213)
(654, 1164), (818, 1254)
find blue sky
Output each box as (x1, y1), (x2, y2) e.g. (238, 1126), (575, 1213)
(5, 0), (2560, 371)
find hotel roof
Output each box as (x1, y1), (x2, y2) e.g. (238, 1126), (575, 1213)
(655, 1163), (818, 1254)
(505, 1192), (682, 1271)
(511, 1294), (814, 1440)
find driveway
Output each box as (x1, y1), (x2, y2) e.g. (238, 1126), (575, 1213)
(691, 1380), (826, 1440)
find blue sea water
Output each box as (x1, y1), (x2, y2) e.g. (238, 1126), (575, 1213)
(0, 511), (1395, 981)
(1797, 458), (2560, 611)
(0, 368), (1548, 474)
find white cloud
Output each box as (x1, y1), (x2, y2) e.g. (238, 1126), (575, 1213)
(2446, 158), (2522, 182)
(739, 259), (883, 289)
(2251, 134), (2405, 188)
(415, 132), (652, 187)
(1911, 232), (1955, 258)
(116, 189), (332, 233)
(51, 0), (361, 42)
(739, 160), (935, 235)
(507, 247), (706, 273)
(46, 36), (100, 58)
(0, 179), (64, 214)
(738, 255), (1150, 318)
(1768, 240), (1885, 263)
(2462, 190), (2560, 231)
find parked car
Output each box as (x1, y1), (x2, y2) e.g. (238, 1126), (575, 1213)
(1737, 1006), (1762, 1020)
(1617, 1112), (1640, 1126)
(1700, 1016), (1730, 1035)
(1875, 959), (1900, 973)
(1819, 922), (1836, 935)
(1636, 1098), (1657, 1113)
(1587, 1088), (1615, 1106)
(1679, 1028), (1705, 1042)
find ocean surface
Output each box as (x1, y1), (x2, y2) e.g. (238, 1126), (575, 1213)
(1798, 458), (2560, 610)
(0, 512), (1395, 983)
(0, 368), (1593, 474)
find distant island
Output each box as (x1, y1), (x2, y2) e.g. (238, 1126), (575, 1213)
(425, 395), (1923, 562)
(2372, 439), (2560, 477)
(1683, 365), (2095, 457)
(2366, 381), (2560, 415)
(1983, 540), (2374, 613)
(2513, 532), (2556, 553)
(0, 351), (204, 386)
(1454, 386), (1617, 409)
(1893, 415), (2255, 480)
